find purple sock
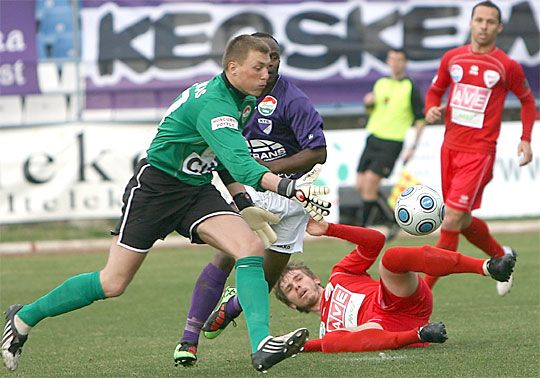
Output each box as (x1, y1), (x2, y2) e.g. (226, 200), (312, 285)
(181, 263), (229, 345)
(225, 295), (243, 318)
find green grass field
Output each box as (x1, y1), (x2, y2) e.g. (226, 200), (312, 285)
(1, 231), (539, 377)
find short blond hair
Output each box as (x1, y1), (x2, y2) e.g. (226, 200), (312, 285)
(222, 34), (270, 70)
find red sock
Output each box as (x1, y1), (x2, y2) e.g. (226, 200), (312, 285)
(321, 328), (421, 353)
(382, 245), (485, 277)
(425, 229), (461, 287)
(436, 229), (461, 251)
(462, 217), (504, 258)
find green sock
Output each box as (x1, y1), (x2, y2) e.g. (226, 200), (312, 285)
(235, 256), (269, 353)
(17, 271), (106, 327)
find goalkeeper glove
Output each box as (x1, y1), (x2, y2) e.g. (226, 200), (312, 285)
(233, 192), (280, 248)
(276, 164), (331, 221)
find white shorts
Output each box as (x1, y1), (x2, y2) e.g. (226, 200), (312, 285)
(246, 187), (308, 254)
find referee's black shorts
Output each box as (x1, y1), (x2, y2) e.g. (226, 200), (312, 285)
(111, 159), (238, 252)
(356, 134), (403, 178)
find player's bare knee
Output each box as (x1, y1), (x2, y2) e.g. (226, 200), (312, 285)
(99, 275), (129, 298)
(241, 233), (265, 257)
(441, 207), (469, 230)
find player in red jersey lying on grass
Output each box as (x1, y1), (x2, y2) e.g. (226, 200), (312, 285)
(274, 219), (515, 353)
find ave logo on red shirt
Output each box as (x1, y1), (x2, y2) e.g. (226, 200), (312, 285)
(451, 83), (491, 112)
(324, 284), (365, 333)
(450, 83), (492, 128)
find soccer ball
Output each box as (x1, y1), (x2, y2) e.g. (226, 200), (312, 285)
(394, 185), (445, 236)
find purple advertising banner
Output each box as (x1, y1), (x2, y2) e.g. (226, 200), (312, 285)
(0, 0), (40, 95)
(78, 1), (538, 109)
(81, 0), (345, 6)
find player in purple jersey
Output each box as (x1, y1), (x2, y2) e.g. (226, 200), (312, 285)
(173, 32), (327, 367)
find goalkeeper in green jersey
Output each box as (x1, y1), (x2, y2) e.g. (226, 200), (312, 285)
(1, 35), (330, 373)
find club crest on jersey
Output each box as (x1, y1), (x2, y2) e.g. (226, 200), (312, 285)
(257, 118), (273, 135)
(241, 105), (252, 121)
(483, 70), (500, 88)
(450, 64), (463, 82)
(258, 95), (277, 116)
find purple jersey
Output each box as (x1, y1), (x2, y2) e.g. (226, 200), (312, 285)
(243, 75), (326, 179)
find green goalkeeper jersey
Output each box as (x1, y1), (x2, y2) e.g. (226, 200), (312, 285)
(147, 73), (270, 190)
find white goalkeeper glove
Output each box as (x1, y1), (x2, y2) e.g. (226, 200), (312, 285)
(276, 164), (331, 221)
(240, 207), (280, 248)
(233, 192), (280, 248)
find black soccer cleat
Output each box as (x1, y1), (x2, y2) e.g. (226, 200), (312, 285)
(497, 247), (517, 296)
(251, 328), (309, 373)
(173, 341), (197, 367)
(418, 322), (448, 343)
(1, 304), (28, 371)
(487, 252), (517, 283)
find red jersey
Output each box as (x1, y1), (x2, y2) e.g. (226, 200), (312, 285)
(319, 256), (379, 337)
(425, 45), (535, 154)
(319, 224), (432, 338)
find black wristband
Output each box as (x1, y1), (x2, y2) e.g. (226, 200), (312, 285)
(233, 192), (254, 211)
(277, 178), (295, 198)
(217, 169), (235, 186)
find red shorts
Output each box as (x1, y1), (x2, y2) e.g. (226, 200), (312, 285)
(369, 276), (433, 333)
(441, 145), (494, 212)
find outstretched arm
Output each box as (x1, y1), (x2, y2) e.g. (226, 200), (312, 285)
(307, 219), (385, 248)
(304, 322), (447, 353)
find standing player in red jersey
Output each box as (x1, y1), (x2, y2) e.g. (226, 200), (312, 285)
(273, 219), (515, 353)
(424, 1), (536, 295)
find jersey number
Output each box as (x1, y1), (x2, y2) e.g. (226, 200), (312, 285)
(158, 81), (209, 126)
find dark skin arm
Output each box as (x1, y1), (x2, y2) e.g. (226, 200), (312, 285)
(255, 147), (327, 174)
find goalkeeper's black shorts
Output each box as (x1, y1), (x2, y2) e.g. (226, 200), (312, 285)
(111, 159), (238, 252)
